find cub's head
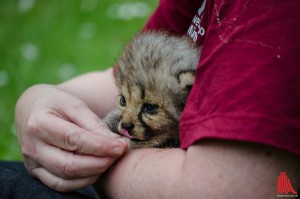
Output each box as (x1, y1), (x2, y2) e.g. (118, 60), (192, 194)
(115, 31), (200, 147)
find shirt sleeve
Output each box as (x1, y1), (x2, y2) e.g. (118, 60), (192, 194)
(143, 0), (202, 35)
(180, 0), (300, 156)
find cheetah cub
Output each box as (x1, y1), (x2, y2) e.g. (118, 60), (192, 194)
(104, 31), (200, 148)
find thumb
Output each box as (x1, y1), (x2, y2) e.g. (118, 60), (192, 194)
(59, 100), (119, 139)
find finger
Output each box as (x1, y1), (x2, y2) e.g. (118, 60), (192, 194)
(35, 142), (117, 179)
(59, 100), (119, 138)
(36, 114), (127, 157)
(31, 167), (100, 192)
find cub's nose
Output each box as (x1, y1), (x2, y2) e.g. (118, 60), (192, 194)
(121, 122), (134, 132)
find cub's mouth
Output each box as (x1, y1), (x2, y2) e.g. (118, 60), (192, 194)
(119, 128), (149, 141)
(118, 129), (152, 144)
(119, 128), (134, 139)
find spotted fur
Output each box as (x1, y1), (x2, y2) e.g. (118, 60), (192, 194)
(104, 31), (200, 148)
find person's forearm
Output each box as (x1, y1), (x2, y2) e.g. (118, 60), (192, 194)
(97, 141), (300, 199)
(96, 147), (185, 199)
(57, 68), (118, 117)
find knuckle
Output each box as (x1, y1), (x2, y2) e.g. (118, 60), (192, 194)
(26, 111), (43, 134)
(62, 158), (79, 178)
(21, 146), (36, 162)
(20, 113), (44, 162)
(94, 141), (108, 154)
(51, 179), (69, 192)
(18, 134), (38, 162)
(63, 128), (81, 151)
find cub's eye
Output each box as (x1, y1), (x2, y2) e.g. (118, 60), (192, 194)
(142, 103), (158, 114)
(119, 95), (126, 106)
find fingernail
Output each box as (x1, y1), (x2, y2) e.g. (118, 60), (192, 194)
(113, 146), (123, 155)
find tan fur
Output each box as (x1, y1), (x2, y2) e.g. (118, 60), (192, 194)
(104, 31), (200, 148)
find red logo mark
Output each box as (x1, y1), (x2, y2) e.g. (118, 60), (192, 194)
(277, 172), (298, 197)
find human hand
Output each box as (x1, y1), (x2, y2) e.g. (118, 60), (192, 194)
(15, 84), (127, 192)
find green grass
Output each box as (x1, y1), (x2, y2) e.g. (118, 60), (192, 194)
(0, 0), (157, 160)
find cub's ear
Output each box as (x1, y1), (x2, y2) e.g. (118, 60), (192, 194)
(178, 71), (196, 92)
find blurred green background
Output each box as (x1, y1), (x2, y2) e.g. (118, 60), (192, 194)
(0, 0), (157, 160)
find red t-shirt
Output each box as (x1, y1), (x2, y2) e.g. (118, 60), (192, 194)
(144, 0), (300, 156)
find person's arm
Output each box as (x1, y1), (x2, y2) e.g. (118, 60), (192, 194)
(15, 68), (128, 192)
(97, 140), (300, 199)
